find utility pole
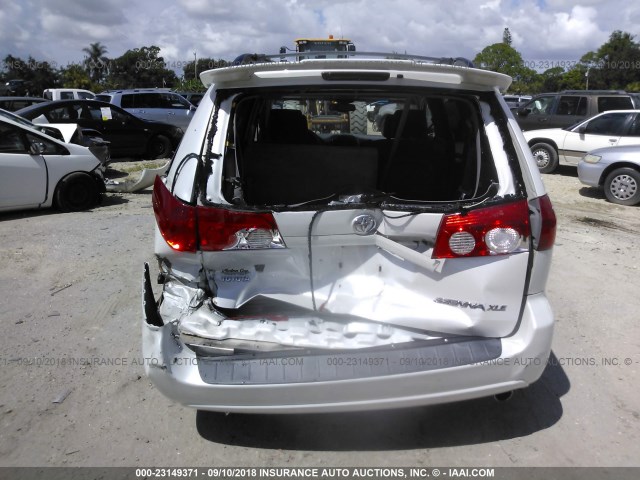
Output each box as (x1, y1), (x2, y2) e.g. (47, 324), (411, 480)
(585, 67), (590, 90)
(194, 52), (197, 80)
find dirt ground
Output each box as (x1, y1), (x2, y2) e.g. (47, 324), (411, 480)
(0, 163), (638, 468)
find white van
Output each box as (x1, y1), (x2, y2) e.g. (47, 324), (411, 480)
(43, 89), (95, 101)
(143, 53), (558, 413)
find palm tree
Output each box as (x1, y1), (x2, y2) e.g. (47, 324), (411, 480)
(83, 42), (108, 83)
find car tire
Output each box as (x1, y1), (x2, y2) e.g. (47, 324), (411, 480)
(604, 167), (640, 206)
(530, 142), (559, 174)
(147, 135), (172, 159)
(349, 103), (367, 134)
(54, 173), (100, 212)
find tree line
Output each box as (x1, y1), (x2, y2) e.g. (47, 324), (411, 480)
(0, 42), (227, 95)
(3, 31), (640, 96)
(475, 29), (640, 94)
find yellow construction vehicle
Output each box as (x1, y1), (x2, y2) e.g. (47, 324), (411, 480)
(280, 35), (356, 61)
(278, 37), (365, 134)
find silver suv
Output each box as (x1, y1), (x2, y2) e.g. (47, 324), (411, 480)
(143, 53), (557, 413)
(96, 89), (195, 129)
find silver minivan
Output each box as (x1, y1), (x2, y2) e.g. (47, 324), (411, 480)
(143, 53), (557, 414)
(96, 89), (195, 130)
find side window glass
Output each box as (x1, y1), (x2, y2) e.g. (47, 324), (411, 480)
(0, 123), (27, 153)
(121, 94), (135, 108)
(66, 105), (82, 120)
(25, 133), (62, 154)
(137, 94), (160, 108)
(526, 96), (554, 114)
(576, 97), (588, 116)
(557, 96), (586, 115)
(165, 94), (189, 109)
(597, 96), (633, 112)
(60, 92), (74, 100)
(584, 113), (631, 136)
(155, 94), (172, 108)
(46, 106), (70, 121)
(110, 109), (129, 122)
(88, 106), (105, 120)
(627, 115), (640, 136)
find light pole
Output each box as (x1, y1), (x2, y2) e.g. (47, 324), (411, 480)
(194, 52), (197, 81)
(585, 67), (590, 90)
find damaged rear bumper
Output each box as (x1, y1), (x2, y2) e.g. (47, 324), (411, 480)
(142, 265), (554, 413)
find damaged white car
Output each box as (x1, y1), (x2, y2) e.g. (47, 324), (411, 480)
(143, 53), (557, 413)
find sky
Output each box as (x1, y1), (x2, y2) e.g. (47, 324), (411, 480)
(1, 0), (639, 76)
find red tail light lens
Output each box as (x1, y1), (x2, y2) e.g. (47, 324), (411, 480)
(433, 200), (531, 258)
(152, 176), (197, 252)
(152, 177), (285, 252)
(197, 208), (284, 251)
(535, 194), (556, 251)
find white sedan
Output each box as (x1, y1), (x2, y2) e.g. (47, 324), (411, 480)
(523, 110), (640, 173)
(0, 116), (106, 213)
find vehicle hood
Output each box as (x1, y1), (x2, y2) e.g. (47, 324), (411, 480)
(586, 144), (640, 162)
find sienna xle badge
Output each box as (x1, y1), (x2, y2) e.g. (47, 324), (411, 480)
(142, 52), (557, 413)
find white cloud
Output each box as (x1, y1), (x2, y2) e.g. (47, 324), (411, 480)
(0, 1), (33, 54)
(548, 6), (604, 50)
(0, 0), (637, 75)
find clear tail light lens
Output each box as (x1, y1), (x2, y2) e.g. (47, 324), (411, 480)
(152, 177), (285, 252)
(448, 231), (476, 255)
(485, 227), (521, 254)
(433, 199), (531, 258)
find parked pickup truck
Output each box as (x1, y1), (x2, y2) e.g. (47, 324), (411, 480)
(514, 90), (640, 131)
(43, 88), (95, 101)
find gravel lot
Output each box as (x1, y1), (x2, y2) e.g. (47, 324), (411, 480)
(0, 163), (638, 468)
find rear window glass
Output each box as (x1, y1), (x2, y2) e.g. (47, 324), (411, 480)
(215, 89), (499, 206)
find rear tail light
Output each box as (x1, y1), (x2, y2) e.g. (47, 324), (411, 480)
(531, 194), (556, 251)
(198, 209), (285, 251)
(152, 176), (285, 252)
(152, 177), (197, 252)
(433, 200), (530, 258)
